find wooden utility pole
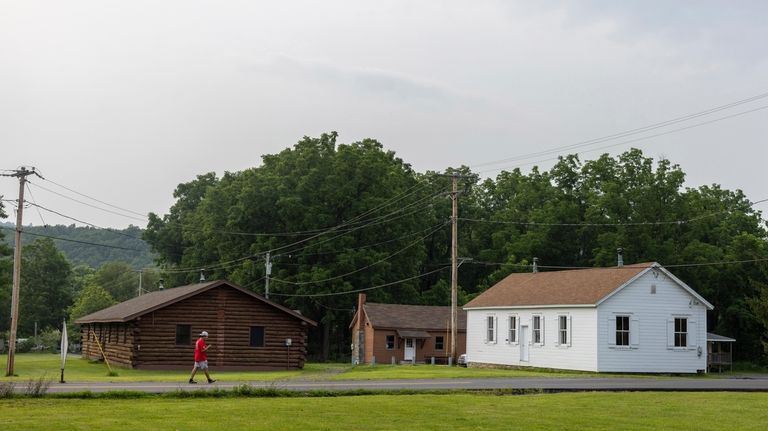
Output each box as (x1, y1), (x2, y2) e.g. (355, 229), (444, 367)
(450, 174), (458, 364)
(2, 167), (38, 376)
(265, 251), (272, 299)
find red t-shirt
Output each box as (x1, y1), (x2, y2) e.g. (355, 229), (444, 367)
(194, 337), (208, 361)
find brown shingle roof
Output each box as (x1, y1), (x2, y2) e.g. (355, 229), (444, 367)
(464, 263), (655, 308)
(364, 303), (466, 331)
(75, 279), (316, 326)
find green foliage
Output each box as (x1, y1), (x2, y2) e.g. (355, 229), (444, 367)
(69, 284), (117, 323)
(18, 238), (73, 335)
(0, 223), (155, 269)
(143, 137), (768, 362)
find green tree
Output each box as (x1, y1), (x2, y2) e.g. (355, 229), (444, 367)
(145, 133), (436, 360)
(68, 283), (117, 341)
(19, 238), (73, 335)
(0, 200), (13, 332)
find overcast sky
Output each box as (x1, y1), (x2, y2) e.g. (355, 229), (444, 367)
(1, 1), (767, 229)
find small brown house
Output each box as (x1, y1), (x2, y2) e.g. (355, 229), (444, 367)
(350, 294), (466, 364)
(76, 280), (316, 370)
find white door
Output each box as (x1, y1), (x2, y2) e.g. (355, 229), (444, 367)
(520, 326), (529, 362)
(404, 338), (415, 362)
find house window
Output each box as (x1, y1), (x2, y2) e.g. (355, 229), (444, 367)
(435, 336), (444, 351)
(175, 325), (191, 345)
(487, 315), (496, 342)
(508, 315), (517, 343)
(386, 335), (395, 350)
(559, 315), (568, 346)
(674, 318), (687, 347)
(616, 316), (630, 346)
(532, 315), (542, 344)
(249, 326), (265, 347)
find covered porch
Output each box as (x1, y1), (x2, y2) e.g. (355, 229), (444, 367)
(707, 332), (735, 373)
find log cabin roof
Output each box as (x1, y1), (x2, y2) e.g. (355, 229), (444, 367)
(75, 279), (317, 326)
(464, 262), (712, 309)
(361, 302), (466, 331)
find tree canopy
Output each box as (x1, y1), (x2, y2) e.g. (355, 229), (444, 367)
(144, 135), (768, 361)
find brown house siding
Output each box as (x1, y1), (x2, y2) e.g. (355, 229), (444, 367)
(80, 282), (313, 370)
(369, 329), (466, 364)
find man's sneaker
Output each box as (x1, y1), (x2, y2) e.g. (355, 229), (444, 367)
(189, 379), (197, 384)
(208, 379), (216, 384)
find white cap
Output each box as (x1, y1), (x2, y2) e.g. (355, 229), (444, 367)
(201, 331), (209, 337)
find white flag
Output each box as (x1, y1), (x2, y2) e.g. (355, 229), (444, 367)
(60, 320), (68, 370)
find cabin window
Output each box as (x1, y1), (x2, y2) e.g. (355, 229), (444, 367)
(508, 315), (517, 343)
(532, 315), (543, 345)
(435, 336), (444, 351)
(486, 315), (496, 343)
(249, 326), (265, 347)
(674, 318), (688, 347)
(385, 335), (395, 350)
(558, 315), (569, 346)
(175, 325), (191, 345)
(616, 316), (630, 346)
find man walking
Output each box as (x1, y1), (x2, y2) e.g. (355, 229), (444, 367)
(189, 331), (216, 384)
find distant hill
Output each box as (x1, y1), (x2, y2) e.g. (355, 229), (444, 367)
(0, 222), (156, 269)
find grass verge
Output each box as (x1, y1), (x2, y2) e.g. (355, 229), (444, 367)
(1, 392), (766, 430)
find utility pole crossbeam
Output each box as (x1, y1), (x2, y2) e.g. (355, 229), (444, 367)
(2, 167), (40, 376)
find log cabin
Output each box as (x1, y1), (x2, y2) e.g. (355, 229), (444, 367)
(76, 280), (316, 370)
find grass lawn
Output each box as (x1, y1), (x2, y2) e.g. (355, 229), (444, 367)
(1, 353), (700, 382)
(0, 354), (347, 382)
(2, 392), (767, 430)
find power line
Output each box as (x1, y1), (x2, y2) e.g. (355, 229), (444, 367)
(28, 181), (147, 222)
(467, 258), (768, 270)
(270, 222), (447, 286)
(475, 104), (768, 176)
(0, 225), (144, 251)
(270, 265), (451, 298)
(472, 91), (768, 170)
(157, 192), (445, 274)
(457, 197), (768, 228)
(26, 202), (146, 241)
(41, 177), (147, 218)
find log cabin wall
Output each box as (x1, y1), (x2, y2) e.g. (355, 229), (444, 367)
(134, 286), (310, 370)
(79, 321), (137, 368)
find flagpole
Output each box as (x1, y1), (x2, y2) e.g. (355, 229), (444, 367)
(60, 319), (68, 384)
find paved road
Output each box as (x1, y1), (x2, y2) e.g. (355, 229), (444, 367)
(41, 375), (768, 394)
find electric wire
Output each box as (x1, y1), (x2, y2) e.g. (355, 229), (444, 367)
(0, 225), (144, 251)
(472, 91), (768, 170)
(41, 177), (147, 218)
(27, 181), (147, 222)
(269, 265), (451, 298)
(27, 202), (146, 241)
(269, 222), (447, 286)
(475, 104), (768, 176)
(24, 183), (47, 226)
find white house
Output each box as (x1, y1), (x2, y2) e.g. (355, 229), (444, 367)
(463, 262), (713, 373)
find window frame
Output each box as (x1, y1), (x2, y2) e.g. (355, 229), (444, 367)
(557, 314), (570, 347)
(249, 326), (265, 348)
(507, 314), (518, 344)
(615, 315), (630, 347)
(435, 336), (445, 351)
(175, 324), (191, 346)
(674, 317), (688, 348)
(486, 314), (497, 344)
(532, 314), (543, 345)
(385, 335), (395, 350)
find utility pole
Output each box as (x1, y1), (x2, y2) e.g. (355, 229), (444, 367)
(265, 252), (272, 299)
(450, 174), (458, 365)
(2, 167), (39, 376)
(136, 270), (143, 296)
